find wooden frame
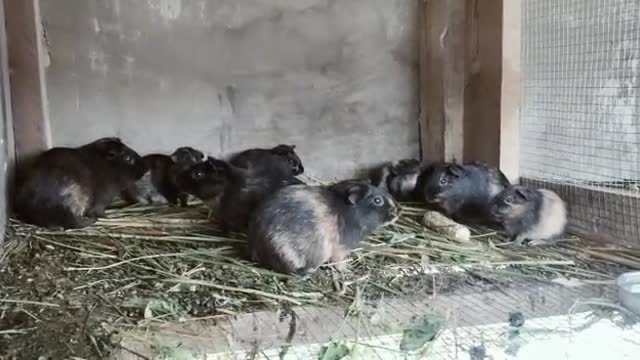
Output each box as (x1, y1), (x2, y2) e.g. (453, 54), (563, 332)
(4, 0), (50, 167)
(0, 0), (15, 248)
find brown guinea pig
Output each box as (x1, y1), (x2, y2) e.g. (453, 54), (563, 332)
(229, 144), (304, 176)
(247, 180), (399, 274)
(370, 159), (424, 201)
(14, 137), (145, 229)
(414, 161), (510, 224)
(176, 156), (302, 232)
(490, 185), (567, 246)
(124, 146), (206, 206)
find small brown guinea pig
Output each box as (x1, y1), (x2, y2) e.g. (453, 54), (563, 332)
(14, 137), (145, 229)
(490, 185), (567, 246)
(229, 144), (304, 176)
(124, 146), (206, 206)
(176, 156), (303, 232)
(370, 159), (424, 201)
(415, 161), (510, 224)
(247, 180), (399, 274)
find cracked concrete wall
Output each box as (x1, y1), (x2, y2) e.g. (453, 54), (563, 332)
(40, 0), (419, 178)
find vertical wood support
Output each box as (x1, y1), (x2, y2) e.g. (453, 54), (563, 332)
(499, 0), (521, 183)
(418, 0), (466, 163)
(4, 0), (50, 167)
(463, 0), (503, 168)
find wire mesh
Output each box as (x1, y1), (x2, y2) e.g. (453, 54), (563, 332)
(520, 0), (640, 246)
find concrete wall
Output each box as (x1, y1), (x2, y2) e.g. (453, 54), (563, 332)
(39, 0), (419, 179)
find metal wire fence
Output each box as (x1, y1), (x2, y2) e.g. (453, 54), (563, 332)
(520, 0), (640, 246)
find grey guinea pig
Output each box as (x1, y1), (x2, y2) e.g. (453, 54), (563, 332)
(14, 137), (146, 229)
(124, 146), (206, 206)
(176, 156), (302, 232)
(229, 144), (304, 176)
(490, 185), (567, 246)
(247, 180), (400, 274)
(415, 161), (511, 224)
(370, 159), (423, 201)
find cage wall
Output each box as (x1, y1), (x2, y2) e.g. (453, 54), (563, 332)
(38, 0), (420, 179)
(520, 0), (640, 246)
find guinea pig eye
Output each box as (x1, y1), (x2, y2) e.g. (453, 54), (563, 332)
(373, 196), (383, 206)
(439, 178), (447, 185)
(505, 196), (513, 204)
(193, 170), (204, 179)
(288, 158), (296, 165)
(123, 154), (133, 164)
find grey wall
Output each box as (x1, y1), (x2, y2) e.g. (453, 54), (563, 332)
(40, 0), (419, 179)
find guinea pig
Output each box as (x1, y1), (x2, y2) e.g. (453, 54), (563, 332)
(229, 144), (304, 176)
(14, 137), (146, 229)
(247, 180), (400, 274)
(176, 156), (302, 232)
(370, 159), (424, 201)
(490, 185), (567, 246)
(415, 161), (511, 224)
(124, 146), (206, 206)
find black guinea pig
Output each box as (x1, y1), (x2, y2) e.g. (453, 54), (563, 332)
(14, 137), (145, 229)
(370, 159), (424, 201)
(247, 180), (399, 274)
(415, 161), (510, 224)
(229, 144), (304, 176)
(176, 156), (302, 232)
(124, 146), (206, 206)
(490, 185), (567, 246)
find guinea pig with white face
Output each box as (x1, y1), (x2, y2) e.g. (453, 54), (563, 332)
(415, 161), (511, 224)
(247, 180), (400, 274)
(490, 185), (567, 246)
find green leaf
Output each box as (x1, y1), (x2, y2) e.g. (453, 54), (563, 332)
(318, 341), (351, 360)
(399, 314), (445, 352)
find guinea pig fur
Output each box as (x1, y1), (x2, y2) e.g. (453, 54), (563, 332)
(370, 159), (423, 201)
(247, 180), (400, 274)
(229, 144), (304, 176)
(176, 156), (302, 232)
(415, 161), (511, 223)
(14, 137), (146, 229)
(490, 185), (567, 246)
(125, 146), (206, 206)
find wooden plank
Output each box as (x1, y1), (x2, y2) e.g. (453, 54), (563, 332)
(463, 0), (503, 168)
(523, 178), (640, 249)
(113, 281), (613, 359)
(499, 0), (521, 183)
(4, 0), (50, 167)
(0, 0), (14, 250)
(418, 0), (466, 163)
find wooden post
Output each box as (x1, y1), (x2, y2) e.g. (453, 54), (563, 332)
(499, 0), (521, 183)
(418, 0), (466, 163)
(4, 0), (50, 167)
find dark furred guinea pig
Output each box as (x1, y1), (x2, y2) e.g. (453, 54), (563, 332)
(490, 185), (567, 246)
(124, 146), (206, 206)
(176, 156), (302, 232)
(247, 180), (399, 274)
(14, 137), (145, 229)
(370, 159), (423, 201)
(415, 161), (510, 223)
(229, 144), (304, 176)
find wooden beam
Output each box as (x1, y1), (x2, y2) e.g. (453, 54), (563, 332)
(4, 0), (50, 167)
(499, 0), (521, 183)
(418, 0), (466, 163)
(463, 0), (503, 168)
(524, 178), (640, 249)
(0, 0), (14, 249)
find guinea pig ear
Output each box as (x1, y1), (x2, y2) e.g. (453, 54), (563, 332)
(515, 187), (530, 200)
(346, 184), (368, 205)
(446, 164), (464, 177)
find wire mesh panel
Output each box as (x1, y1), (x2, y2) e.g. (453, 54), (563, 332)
(520, 0), (640, 246)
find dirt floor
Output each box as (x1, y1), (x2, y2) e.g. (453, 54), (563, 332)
(0, 203), (635, 359)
